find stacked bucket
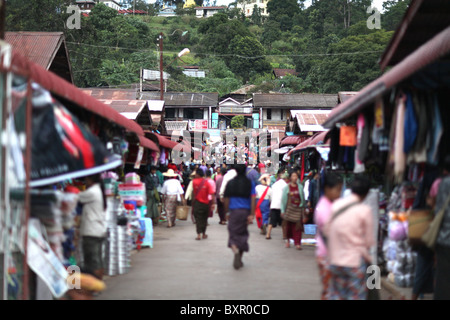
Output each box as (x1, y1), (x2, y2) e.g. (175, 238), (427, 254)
(104, 198), (131, 276)
(117, 225), (131, 274)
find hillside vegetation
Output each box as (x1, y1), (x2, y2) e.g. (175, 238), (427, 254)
(5, 0), (411, 96)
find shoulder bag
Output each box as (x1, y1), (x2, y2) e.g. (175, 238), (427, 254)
(255, 186), (270, 228)
(319, 201), (359, 248)
(421, 193), (450, 249)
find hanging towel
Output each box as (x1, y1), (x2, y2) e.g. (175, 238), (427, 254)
(394, 94), (407, 183)
(403, 92), (418, 155)
(427, 94), (443, 165)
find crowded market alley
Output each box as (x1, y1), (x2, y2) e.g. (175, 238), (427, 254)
(96, 214), (417, 301)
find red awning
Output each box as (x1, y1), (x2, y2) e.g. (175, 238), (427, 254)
(279, 135), (305, 147)
(323, 26), (450, 129)
(146, 132), (192, 153)
(8, 50), (144, 136)
(138, 135), (159, 152)
(287, 131), (329, 156)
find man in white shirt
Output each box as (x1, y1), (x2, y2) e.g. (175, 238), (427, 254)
(266, 168), (288, 240)
(219, 166), (237, 201)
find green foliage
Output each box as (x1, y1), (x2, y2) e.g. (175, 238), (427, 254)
(5, 0), (410, 95)
(231, 116), (245, 129)
(227, 36), (272, 83)
(5, 0), (72, 31)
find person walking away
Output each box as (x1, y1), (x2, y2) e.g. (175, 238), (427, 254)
(324, 175), (374, 300)
(281, 171), (306, 250)
(410, 164), (440, 300)
(255, 174), (272, 235)
(215, 167), (227, 225)
(266, 169), (288, 240)
(192, 170), (215, 240)
(432, 155), (450, 300)
(246, 164), (261, 186)
(308, 171), (320, 224)
(161, 169), (186, 228)
(314, 173), (343, 300)
(145, 166), (161, 226)
(79, 174), (107, 280)
(205, 170), (216, 219)
(223, 164), (256, 270)
(219, 165), (237, 201)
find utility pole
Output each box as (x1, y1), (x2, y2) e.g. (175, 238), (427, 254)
(159, 32), (166, 134)
(0, 0), (5, 40)
(159, 32), (164, 101)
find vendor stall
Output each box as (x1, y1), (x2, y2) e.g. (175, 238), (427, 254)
(0, 44), (157, 299)
(321, 2), (450, 292)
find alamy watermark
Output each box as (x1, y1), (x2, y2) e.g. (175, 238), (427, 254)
(66, 265), (81, 289)
(366, 265), (381, 290)
(367, 6), (381, 30)
(170, 129), (283, 172)
(66, 5), (81, 30)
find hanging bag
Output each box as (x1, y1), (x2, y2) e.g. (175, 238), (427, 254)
(421, 194), (450, 249)
(255, 186), (270, 228)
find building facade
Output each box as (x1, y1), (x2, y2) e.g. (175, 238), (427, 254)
(236, 0), (269, 17)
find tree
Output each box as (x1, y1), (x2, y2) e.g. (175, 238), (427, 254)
(231, 116), (245, 129)
(227, 35), (271, 83)
(266, 0), (300, 21)
(305, 30), (394, 93)
(250, 5), (263, 26)
(6, 0), (71, 31)
(197, 12), (252, 55)
(382, 0), (411, 31)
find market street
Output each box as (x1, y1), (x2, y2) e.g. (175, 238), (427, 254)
(97, 217), (321, 300)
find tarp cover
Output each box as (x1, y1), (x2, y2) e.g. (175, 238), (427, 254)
(15, 82), (121, 187)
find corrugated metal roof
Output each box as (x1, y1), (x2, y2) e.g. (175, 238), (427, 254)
(5, 32), (64, 69)
(253, 93), (337, 109)
(9, 50), (143, 136)
(379, 0), (450, 70)
(81, 88), (137, 100)
(98, 99), (147, 120)
(273, 68), (299, 78)
(292, 110), (330, 132)
(140, 92), (218, 107)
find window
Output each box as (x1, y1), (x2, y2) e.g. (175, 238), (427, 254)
(165, 108), (176, 118)
(183, 108), (203, 120)
(266, 109), (272, 120)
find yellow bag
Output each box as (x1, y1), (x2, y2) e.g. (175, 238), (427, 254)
(407, 209), (433, 245)
(176, 205), (191, 220)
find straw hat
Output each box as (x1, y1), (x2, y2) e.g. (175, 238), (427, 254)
(259, 174), (271, 185)
(163, 169), (178, 177)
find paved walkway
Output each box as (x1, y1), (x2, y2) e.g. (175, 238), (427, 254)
(98, 217), (321, 300)
(97, 215), (426, 301)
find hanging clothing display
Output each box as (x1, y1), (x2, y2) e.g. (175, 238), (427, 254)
(427, 94), (443, 165)
(354, 113), (367, 174)
(393, 93), (407, 183)
(403, 92), (418, 155)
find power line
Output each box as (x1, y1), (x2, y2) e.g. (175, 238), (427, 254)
(66, 41), (384, 59)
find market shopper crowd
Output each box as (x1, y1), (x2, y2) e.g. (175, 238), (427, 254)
(72, 146), (450, 301)
(132, 158), (372, 298)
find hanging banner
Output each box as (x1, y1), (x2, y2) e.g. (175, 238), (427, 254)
(339, 126), (357, 147)
(27, 219), (68, 299)
(134, 146), (144, 169)
(14, 83), (121, 187)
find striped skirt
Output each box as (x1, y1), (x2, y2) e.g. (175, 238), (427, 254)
(164, 195), (178, 226)
(328, 262), (368, 300)
(227, 208), (251, 252)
